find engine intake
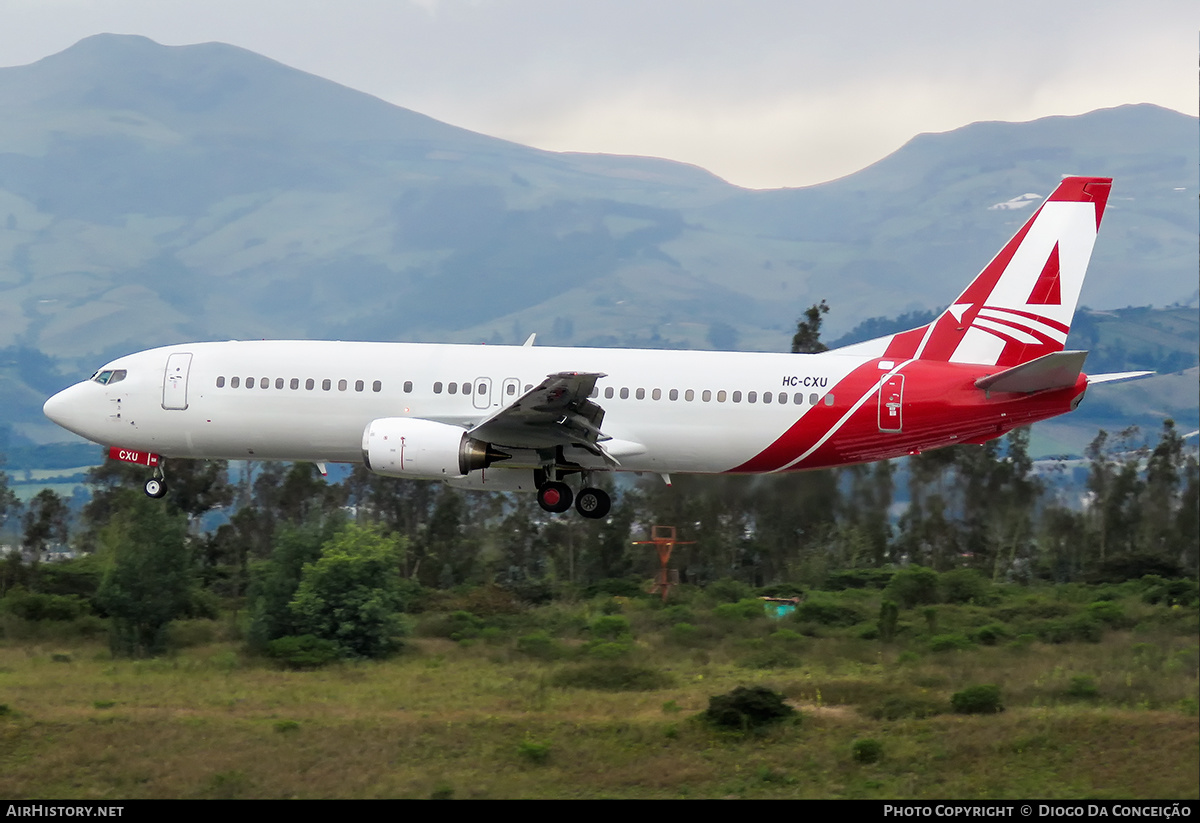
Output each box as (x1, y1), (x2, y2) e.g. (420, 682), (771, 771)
(362, 417), (509, 479)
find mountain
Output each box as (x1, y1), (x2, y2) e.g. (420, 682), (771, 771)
(0, 34), (1196, 455)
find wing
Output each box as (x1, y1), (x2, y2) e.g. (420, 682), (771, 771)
(469, 371), (613, 460)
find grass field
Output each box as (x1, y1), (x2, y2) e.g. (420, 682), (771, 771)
(1, 585), (1197, 800)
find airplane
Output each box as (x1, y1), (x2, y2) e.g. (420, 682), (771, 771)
(43, 176), (1149, 518)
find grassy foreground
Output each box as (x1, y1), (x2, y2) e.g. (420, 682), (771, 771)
(1, 592), (1197, 799)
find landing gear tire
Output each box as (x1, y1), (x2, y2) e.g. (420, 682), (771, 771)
(575, 487), (611, 519)
(144, 477), (167, 499)
(537, 481), (573, 514)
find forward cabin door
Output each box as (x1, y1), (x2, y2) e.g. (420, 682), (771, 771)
(877, 374), (904, 433)
(162, 352), (192, 410)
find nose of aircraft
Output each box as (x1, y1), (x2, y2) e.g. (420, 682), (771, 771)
(43, 382), (99, 440)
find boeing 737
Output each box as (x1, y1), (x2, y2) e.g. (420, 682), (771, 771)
(44, 177), (1146, 518)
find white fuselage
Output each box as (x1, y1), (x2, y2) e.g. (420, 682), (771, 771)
(44, 340), (865, 475)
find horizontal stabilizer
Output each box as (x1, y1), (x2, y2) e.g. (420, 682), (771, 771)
(974, 350), (1088, 394)
(1087, 370), (1155, 385)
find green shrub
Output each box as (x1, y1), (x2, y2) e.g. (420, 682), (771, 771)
(738, 647), (801, 670)
(1087, 600), (1130, 628)
(705, 578), (754, 604)
(515, 631), (565, 660)
(972, 623), (1010, 646)
(550, 663), (674, 691)
(1064, 675), (1099, 700)
(1, 586), (91, 621)
(702, 685), (796, 731)
(928, 633), (974, 652)
(713, 599), (765, 621)
(794, 598), (863, 627)
(885, 566), (940, 608)
(266, 634), (340, 669)
(516, 734), (551, 764)
(951, 684), (1004, 714)
(1035, 616), (1104, 644)
(590, 614), (632, 640)
(852, 738), (884, 763)
(940, 569), (992, 604)
(668, 622), (703, 647)
(584, 640), (634, 659)
(1140, 577), (1198, 607)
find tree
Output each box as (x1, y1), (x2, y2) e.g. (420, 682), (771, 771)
(791, 300), (830, 354)
(95, 496), (194, 657)
(22, 489), (70, 558)
(287, 523), (412, 659)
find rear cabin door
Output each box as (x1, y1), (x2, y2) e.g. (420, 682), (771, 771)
(162, 352), (192, 410)
(877, 374), (904, 433)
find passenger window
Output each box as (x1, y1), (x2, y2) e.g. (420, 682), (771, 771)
(809, 393), (818, 405)
(322, 379), (331, 391)
(590, 388), (598, 398)
(216, 376), (225, 388)
(652, 388), (661, 400)
(448, 383), (458, 395)
(794, 392), (803, 405)
(338, 379), (347, 391)
(290, 378), (299, 390)
(702, 390), (711, 402)
(355, 380), (364, 392)
(402, 381), (411, 392)
(508, 384), (517, 396)
(275, 378), (285, 389)
(605, 387), (614, 399)
(433, 382), (443, 394)
(685, 389), (694, 401)
(231, 377), (240, 388)
(246, 377), (255, 388)
(763, 391), (772, 404)
(669, 389), (679, 401)
(306, 378), (315, 390)
(373, 381), (382, 392)
(732, 391), (742, 403)
(620, 388), (629, 399)
(748, 391), (757, 403)
(825, 394), (835, 406)
(636, 388), (645, 400)
(717, 390), (727, 402)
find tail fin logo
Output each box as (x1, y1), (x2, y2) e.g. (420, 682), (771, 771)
(892, 177), (1111, 369)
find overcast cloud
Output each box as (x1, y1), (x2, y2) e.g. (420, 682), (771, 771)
(1, 0), (1195, 188)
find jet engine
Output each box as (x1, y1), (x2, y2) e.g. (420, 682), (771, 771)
(362, 417), (509, 479)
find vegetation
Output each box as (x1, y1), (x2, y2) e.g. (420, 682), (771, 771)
(0, 389), (1196, 797)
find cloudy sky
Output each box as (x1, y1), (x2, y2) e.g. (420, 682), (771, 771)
(2, 0), (1195, 189)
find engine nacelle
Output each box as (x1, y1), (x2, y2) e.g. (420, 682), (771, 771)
(362, 417), (509, 479)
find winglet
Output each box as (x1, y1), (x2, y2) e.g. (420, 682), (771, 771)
(523, 333), (537, 347)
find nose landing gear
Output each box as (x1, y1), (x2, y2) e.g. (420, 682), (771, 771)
(143, 464), (167, 499)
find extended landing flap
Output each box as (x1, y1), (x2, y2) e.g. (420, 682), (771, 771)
(974, 350), (1088, 394)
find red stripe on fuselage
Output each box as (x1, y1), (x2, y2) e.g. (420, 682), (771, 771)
(728, 360), (1087, 474)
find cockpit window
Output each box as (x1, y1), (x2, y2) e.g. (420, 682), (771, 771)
(92, 369), (127, 386)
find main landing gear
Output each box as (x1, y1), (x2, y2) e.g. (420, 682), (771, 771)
(535, 470), (611, 519)
(143, 463), (167, 499)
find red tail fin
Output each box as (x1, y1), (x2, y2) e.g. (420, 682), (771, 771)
(873, 177), (1111, 368)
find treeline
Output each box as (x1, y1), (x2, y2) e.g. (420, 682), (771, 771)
(0, 421), (1195, 656)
